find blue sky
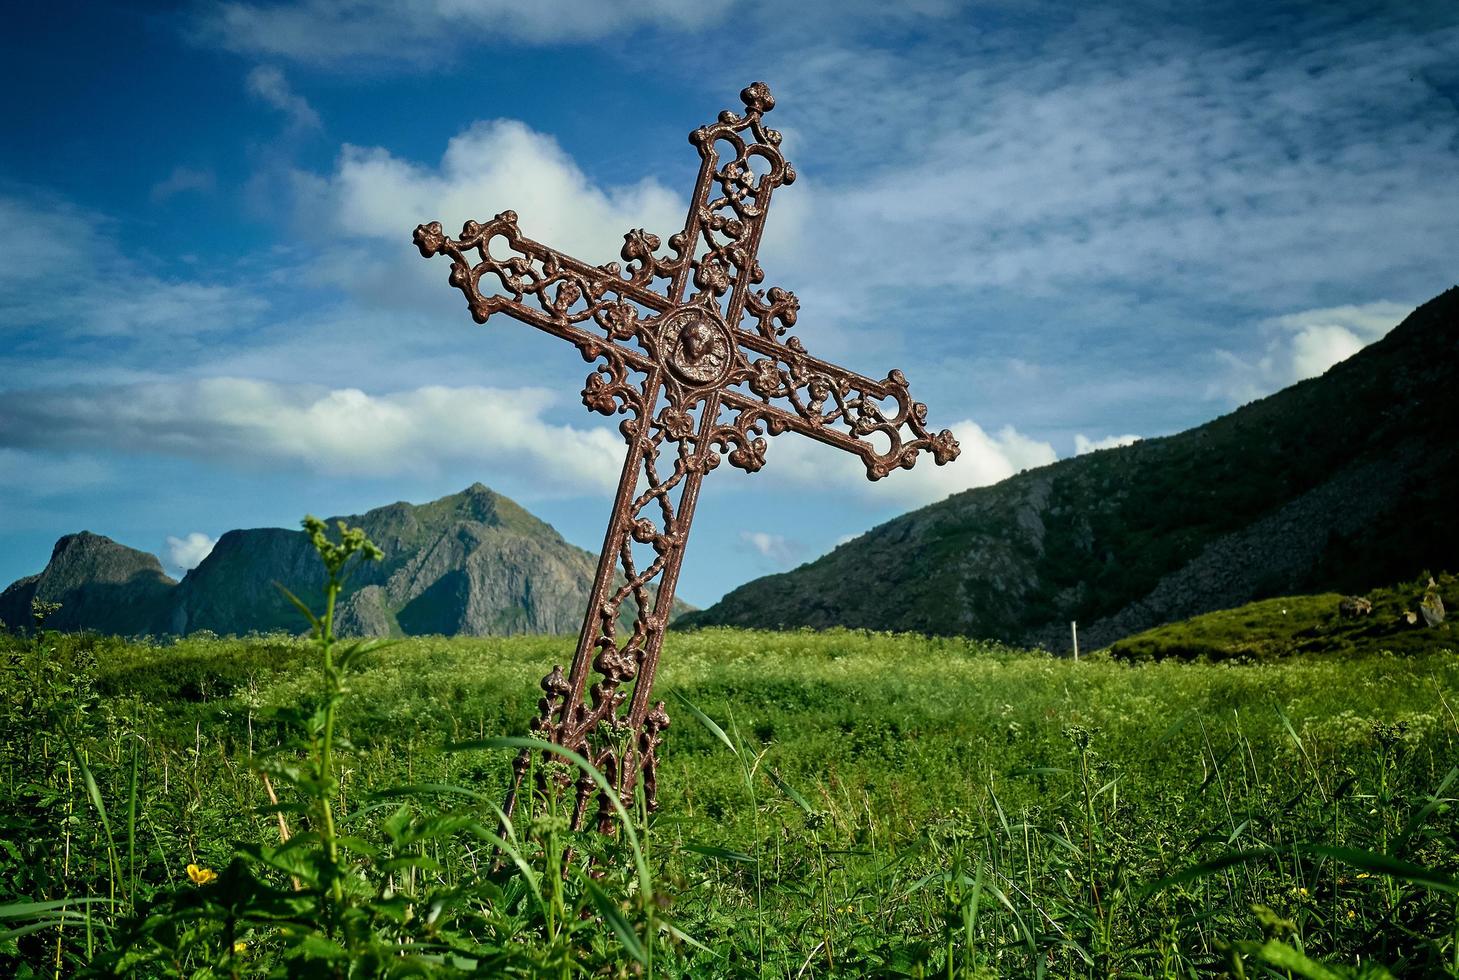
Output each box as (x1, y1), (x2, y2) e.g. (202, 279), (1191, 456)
(2, 0), (1456, 608)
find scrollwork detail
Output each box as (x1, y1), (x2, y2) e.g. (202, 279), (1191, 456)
(705, 407), (769, 474)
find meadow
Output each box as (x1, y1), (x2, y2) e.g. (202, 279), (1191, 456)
(2, 569), (1458, 976)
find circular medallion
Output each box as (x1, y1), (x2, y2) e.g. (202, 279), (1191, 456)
(658, 305), (733, 389)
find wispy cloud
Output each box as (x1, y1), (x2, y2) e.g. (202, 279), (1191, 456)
(192, 0), (736, 67)
(246, 65), (320, 129)
(0, 449), (110, 494)
(763, 16), (1459, 324)
(150, 165), (216, 203)
(0, 193), (267, 343)
(738, 530), (799, 568)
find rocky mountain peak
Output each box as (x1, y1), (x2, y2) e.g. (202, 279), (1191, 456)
(0, 531), (175, 634)
(3, 483), (686, 639)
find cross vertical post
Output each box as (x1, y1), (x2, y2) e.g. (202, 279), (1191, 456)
(414, 82), (962, 831)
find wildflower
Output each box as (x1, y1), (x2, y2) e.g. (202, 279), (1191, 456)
(186, 863), (217, 885)
(1347, 910), (1356, 920)
(1298, 887), (1308, 897)
(233, 940), (248, 954)
(1356, 872), (1371, 879)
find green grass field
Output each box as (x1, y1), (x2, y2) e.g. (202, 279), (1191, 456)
(3, 617), (1457, 977)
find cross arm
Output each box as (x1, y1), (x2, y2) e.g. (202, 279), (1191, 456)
(413, 212), (686, 379)
(713, 330), (961, 480)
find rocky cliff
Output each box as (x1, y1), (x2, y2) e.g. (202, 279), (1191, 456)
(679, 287), (1459, 649)
(6, 484), (691, 638)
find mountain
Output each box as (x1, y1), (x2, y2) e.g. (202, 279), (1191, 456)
(679, 287), (1459, 649)
(0, 532), (176, 635)
(3, 484), (691, 638)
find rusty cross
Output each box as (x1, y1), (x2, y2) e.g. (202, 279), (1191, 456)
(414, 82), (960, 832)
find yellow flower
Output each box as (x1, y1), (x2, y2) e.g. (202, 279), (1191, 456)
(1347, 910), (1356, 920)
(186, 863), (217, 886)
(1356, 872), (1371, 879)
(233, 940), (248, 954)
(1298, 887), (1308, 897)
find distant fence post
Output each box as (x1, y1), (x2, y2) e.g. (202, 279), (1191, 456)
(1071, 620), (1079, 662)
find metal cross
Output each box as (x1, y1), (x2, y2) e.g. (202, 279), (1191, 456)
(414, 82), (960, 832)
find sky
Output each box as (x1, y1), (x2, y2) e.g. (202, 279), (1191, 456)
(1, 0), (1456, 608)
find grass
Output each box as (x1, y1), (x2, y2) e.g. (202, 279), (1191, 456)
(3, 617), (1458, 975)
(1110, 571), (1456, 662)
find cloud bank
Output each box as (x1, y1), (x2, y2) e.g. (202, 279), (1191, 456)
(0, 379), (624, 493)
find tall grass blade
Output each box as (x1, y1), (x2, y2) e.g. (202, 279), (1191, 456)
(767, 767), (814, 815)
(1294, 844), (1459, 894)
(673, 691), (738, 756)
(584, 876), (648, 966)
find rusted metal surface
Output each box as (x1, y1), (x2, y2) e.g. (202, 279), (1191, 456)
(414, 82), (960, 832)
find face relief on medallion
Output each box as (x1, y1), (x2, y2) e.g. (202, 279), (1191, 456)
(660, 306), (732, 388)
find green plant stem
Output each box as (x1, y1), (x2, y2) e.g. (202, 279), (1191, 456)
(318, 577), (344, 907)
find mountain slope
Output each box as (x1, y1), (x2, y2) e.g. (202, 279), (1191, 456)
(7, 484), (690, 638)
(1106, 570), (1455, 662)
(0, 533), (176, 634)
(680, 287), (1459, 648)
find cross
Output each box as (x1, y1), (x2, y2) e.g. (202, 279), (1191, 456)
(414, 82), (960, 832)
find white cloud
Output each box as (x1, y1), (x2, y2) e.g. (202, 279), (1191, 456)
(246, 66), (320, 129)
(738, 530), (798, 567)
(0, 379), (625, 493)
(150, 166), (216, 203)
(315, 120), (684, 271)
(191, 0), (736, 67)
(1074, 433), (1139, 455)
(764, 418), (1056, 509)
(166, 532), (216, 572)
(1209, 300), (1409, 404)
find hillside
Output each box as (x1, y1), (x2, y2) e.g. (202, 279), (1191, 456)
(2, 484), (690, 638)
(1107, 570), (1455, 662)
(680, 287), (1459, 648)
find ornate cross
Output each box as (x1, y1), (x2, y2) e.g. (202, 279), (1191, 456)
(414, 82), (960, 832)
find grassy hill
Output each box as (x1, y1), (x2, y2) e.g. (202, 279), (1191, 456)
(683, 287), (1459, 649)
(1109, 570), (1456, 662)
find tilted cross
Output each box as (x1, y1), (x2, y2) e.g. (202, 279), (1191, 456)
(414, 82), (960, 832)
